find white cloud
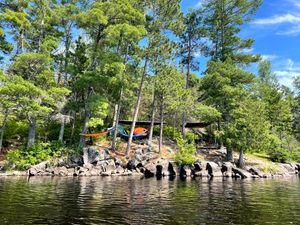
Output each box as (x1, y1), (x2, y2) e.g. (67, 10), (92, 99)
(253, 14), (300, 25)
(276, 24), (300, 35)
(289, 0), (300, 8)
(193, 52), (201, 57)
(195, 0), (203, 8)
(261, 54), (278, 61)
(274, 70), (299, 87)
(243, 48), (254, 53)
(287, 59), (294, 70)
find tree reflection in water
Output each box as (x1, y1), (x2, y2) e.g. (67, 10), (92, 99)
(0, 176), (299, 225)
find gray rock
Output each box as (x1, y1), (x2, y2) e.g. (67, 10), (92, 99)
(248, 167), (263, 178)
(281, 163), (296, 173)
(67, 168), (75, 176)
(69, 155), (84, 167)
(78, 167), (89, 175)
(89, 167), (101, 176)
(115, 165), (124, 174)
(83, 147), (110, 166)
(206, 161), (220, 177)
(58, 166), (68, 176)
(144, 163), (156, 177)
(156, 159), (169, 177)
(232, 167), (253, 179)
(28, 168), (38, 176)
(295, 164), (300, 172)
(144, 152), (157, 161)
(179, 165), (192, 177)
(221, 162), (234, 177)
(101, 171), (111, 176)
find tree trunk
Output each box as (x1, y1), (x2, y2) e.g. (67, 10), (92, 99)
(125, 56), (148, 156)
(80, 111), (90, 144)
(58, 116), (65, 142)
(238, 149), (245, 168)
(148, 89), (156, 146)
(182, 113), (187, 140)
(226, 146), (233, 162)
(182, 40), (191, 139)
(70, 111), (76, 143)
(112, 103), (122, 150)
(27, 117), (36, 148)
(112, 48), (129, 151)
(159, 95), (164, 153)
(112, 104), (118, 127)
(0, 109), (8, 151)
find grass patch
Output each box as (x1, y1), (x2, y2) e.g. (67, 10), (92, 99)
(245, 153), (280, 174)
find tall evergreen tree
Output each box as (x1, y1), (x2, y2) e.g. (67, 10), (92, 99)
(201, 0), (262, 63)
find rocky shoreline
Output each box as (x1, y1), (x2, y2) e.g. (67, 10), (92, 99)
(1, 146), (300, 179)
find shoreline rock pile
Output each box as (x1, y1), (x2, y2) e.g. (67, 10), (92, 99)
(1, 146), (300, 178)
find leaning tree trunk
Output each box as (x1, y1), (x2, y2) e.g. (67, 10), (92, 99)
(125, 56), (149, 156)
(148, 89), (157, 146)
(238, 149), (245, 168)
(27, 117), (36, 148)
(158, 95), (164, 153)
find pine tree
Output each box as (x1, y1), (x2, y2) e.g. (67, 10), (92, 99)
(202, 0), (262, 63)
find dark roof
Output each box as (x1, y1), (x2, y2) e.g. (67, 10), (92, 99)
(119, 120), (210, 128)
(185, 122), (211, 128)
(119, 120), (162, 126)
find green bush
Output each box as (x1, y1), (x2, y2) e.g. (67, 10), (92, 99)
(186, 132), (195, 142)
(290, 149), (300, 163)
(153, 126), (182, 141)
(268, 148), (290, 163)
(175, 137), (196, 165)
(6, 141), (68, 170)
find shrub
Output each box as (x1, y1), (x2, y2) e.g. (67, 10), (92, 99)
(290, 149), (300, 163)
(6, 141), (68, 170)
(175, 137), (196, 165)
(268, 148), (290, 163)
(153, 126), (182, 141)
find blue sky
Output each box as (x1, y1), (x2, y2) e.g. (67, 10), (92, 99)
(181, 0), (300, 88)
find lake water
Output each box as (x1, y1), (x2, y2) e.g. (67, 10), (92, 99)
(0, 176), (299, 225)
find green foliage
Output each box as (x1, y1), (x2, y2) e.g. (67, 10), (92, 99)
(6, 141), (68, 171)
(201, 0), (262, 63)
(290, 149), (300, 163)
(268, 148), (290, 163)
(192, 105), (221, 123)
(175, 137), (196, 165)
(160, 126), (182, 141)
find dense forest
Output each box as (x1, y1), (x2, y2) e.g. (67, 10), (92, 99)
(0, 0), (300, 170)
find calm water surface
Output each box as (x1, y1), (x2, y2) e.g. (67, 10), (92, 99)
(0, 176), (299, 225)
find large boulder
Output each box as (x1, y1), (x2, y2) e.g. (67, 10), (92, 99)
(179, 165), (193, 177)
(232, 167), (253, 179)
(296, 164), (300, 172)
(156, 159), (175, 177)
(280, 163), (297, 174)
(206, 161), (222, 177)
(28, 161), (49, 176)
(221, 162), (234, 177)
(144, 162), (156, 178)
(247, 167), (263, 178)
(83, 147), (110, 166)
